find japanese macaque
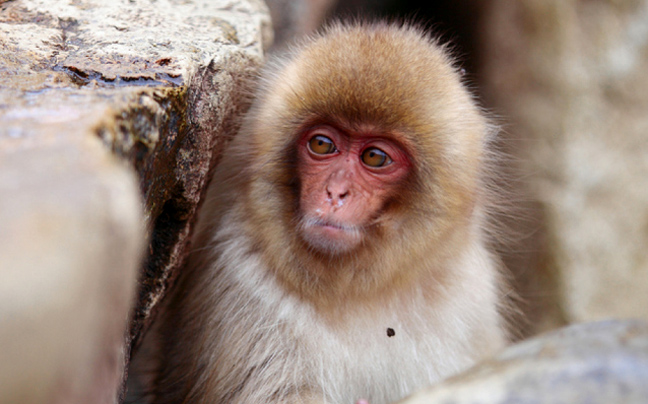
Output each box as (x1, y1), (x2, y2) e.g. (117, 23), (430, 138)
(144, 22), (508, 404)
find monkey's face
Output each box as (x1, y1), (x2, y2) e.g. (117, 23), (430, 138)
(296, 124), (411, 255)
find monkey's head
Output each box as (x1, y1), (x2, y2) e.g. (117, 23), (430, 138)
(232, 22), (492, 296)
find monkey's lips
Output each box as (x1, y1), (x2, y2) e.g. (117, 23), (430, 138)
(300, 217), (362, 254)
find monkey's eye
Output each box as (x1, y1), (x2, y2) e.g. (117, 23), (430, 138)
(361, 147), (392, 168)
(308, 135), (337, 155)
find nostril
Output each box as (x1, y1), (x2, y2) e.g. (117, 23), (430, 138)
(327, 189), (348, 202)
(326, 187), (349, 200)
(325, 174), (350, 203)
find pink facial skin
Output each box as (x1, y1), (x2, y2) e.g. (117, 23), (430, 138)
(297, 125), (410, 254)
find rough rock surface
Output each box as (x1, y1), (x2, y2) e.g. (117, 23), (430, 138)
(480, 1), (648, 326)
(0, 0), (271, 402)
(400, 319), (648, 404)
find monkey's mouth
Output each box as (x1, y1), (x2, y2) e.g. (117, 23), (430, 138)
(318, 220), (353, 231)
(304, 217), (357, 233)
(300, 217), (362, 253)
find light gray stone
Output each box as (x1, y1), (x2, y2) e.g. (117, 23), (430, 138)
(400, 320), (648, 404)
(0, 143), (144, 404)
(481, 0), (648, 328)
(265, 0), (335, 48)
(0, 0), (271, 402)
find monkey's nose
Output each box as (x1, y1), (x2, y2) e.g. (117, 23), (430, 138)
(326, 168), (352, 207)
(326, 188), (349, 206)
(326, 180), (349, 207)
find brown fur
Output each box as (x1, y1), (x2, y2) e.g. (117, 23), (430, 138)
(144, 22), (507, 404)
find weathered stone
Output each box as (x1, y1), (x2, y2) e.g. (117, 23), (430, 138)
(265, 0), (336, 48)
(0, 142), (144, 404)
(480, 1), (648, 327)
(400, 320), (648, 404)
(0, 0), (271, 401)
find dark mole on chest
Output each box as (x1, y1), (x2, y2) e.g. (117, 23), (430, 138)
(386, 327), (395, 337)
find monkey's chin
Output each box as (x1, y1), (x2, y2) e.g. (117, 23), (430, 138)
(300, 218), (362, 255)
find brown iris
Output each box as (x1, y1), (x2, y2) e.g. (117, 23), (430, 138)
(308, 135), (336, 155)
(361, 147), (392, 167)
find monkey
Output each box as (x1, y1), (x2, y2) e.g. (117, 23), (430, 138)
(142, 22), (508, 404)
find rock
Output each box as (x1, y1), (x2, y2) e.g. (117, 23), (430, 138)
(400, 319), (648, 404)
(0, 0), (271, 402)
(0, 143), (144, 404)
(480, 1), (648, 326)
(265, 0), (336, 48)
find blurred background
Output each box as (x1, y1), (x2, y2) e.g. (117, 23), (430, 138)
(267, 0), (648, 337)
